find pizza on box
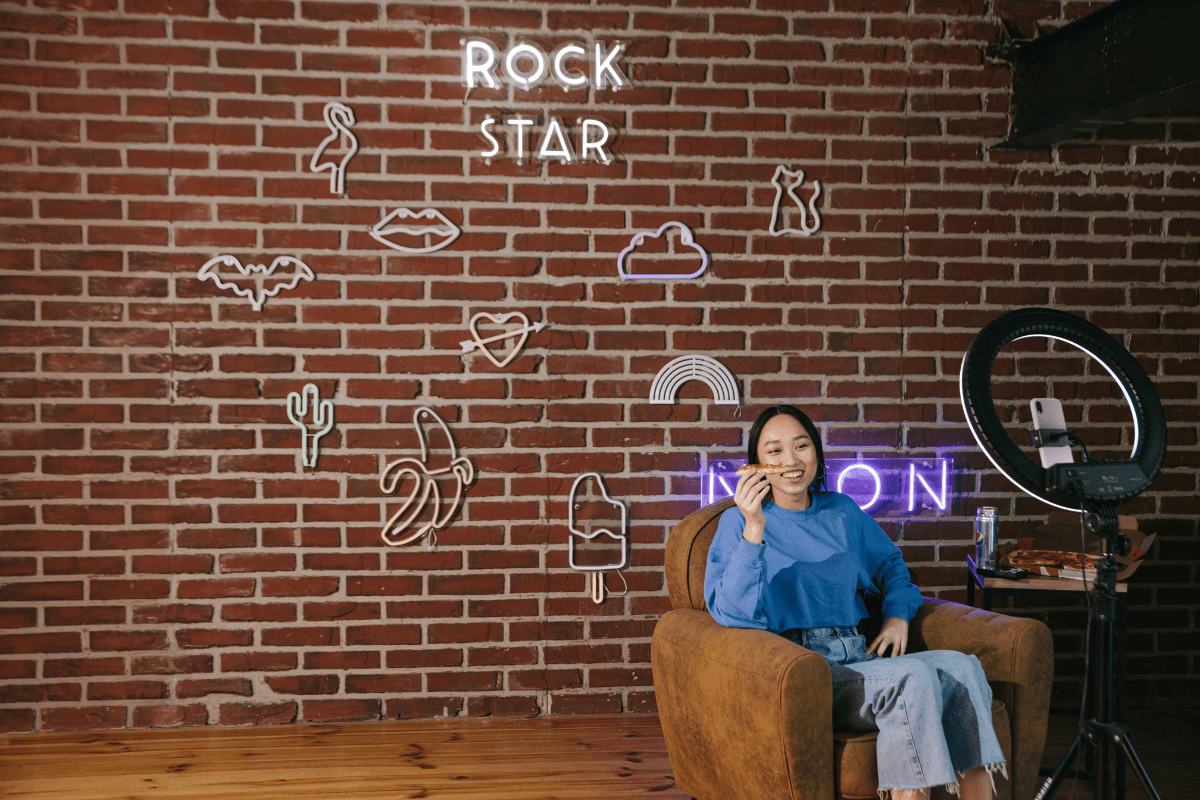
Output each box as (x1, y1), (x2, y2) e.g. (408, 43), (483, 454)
(1005, 549), (1100, 572)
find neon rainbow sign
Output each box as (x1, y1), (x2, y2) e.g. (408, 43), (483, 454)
(703, 457), (953, 516)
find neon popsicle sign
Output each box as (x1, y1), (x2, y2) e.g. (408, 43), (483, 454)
(704, 458), (953, 516)
(462, 38), (627, 165)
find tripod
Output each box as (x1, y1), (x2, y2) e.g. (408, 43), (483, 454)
(1034, 506), (1162, 800)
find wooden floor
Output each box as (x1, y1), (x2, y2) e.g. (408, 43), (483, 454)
(0, 714), (689, 800)
(1040, 706), (1200, 800)
(1, 709), (1196, 799)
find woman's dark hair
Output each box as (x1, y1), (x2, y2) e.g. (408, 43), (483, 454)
(746, 404), (827, 492)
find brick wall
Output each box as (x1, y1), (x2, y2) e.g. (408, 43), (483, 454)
(2, 0), (1197, 733)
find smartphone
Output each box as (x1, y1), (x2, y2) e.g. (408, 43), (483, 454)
(1030, 398), (1074, 469)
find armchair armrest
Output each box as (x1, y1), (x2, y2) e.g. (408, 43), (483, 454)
(652, 608), (834, 800)
(909, 598), (1054, 800)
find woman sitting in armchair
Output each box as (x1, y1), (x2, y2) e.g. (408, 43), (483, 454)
(705, 404), (1006, 800)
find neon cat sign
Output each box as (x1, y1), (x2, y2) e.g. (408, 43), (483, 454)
(704, 458), (953, 516)
(462, 38), (628, 165)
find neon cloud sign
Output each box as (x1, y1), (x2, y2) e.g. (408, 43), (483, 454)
(617, 221), (709, 280)
(703, 457), (953, 516)
(462, 38), (627, 165)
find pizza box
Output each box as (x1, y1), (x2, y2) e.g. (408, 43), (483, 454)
(1005, 512), (1154, 583)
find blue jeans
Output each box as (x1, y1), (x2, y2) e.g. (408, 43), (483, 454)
(783, 626), (1007, 795)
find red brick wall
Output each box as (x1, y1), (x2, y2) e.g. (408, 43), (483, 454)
(2, 0), (1197, 733)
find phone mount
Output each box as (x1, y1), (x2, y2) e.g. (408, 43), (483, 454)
(1031, 427), (1075, 449)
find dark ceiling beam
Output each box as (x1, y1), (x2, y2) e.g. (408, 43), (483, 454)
(995, 0), (1200, 149)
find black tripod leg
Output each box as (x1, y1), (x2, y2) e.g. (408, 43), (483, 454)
(1116, 596), (1128, 800)
(1116, 739), (1125, 800)
(1034, 728), (1086, 800)
(1113, 731), (1163, 800)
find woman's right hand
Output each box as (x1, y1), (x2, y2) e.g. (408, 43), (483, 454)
(734, 472), (771, 544)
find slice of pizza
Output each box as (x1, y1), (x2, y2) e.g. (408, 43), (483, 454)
(1005, 549), (1070, 569)
(1059, 551), (1102, 572)
(735, 464), (795, 477)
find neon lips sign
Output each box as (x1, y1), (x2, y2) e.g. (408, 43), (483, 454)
(704, 458), (953, 516)
(462, 39), (628, 165)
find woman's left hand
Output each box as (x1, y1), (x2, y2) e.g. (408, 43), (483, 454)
(867, 616), (909, 657)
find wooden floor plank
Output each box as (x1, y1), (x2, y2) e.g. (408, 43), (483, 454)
(0, 715), (689, 800)
(2, 709), (1196, 799)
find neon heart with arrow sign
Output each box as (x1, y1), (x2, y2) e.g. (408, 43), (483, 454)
(459, 311), (548, 369)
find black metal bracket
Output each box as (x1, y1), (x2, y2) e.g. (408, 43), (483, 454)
(1031, 428), (1073, 449)
(1082, 719), (1130, 745)
(995, 0), (1200, 149)
(985, 19), (1028, 61)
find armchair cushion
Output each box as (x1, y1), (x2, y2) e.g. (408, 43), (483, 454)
(833, 731), (880, 800)
(836, 701), (1013, 800)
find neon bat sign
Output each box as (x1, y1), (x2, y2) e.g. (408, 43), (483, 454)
(704, 457), (953, 516)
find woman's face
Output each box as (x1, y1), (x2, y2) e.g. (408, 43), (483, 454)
(755, 413), (820, 511)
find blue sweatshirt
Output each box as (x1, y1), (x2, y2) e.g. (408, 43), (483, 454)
(704, 492), (923, 632)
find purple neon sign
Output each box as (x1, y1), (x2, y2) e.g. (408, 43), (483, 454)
(704, 458), (952, 516)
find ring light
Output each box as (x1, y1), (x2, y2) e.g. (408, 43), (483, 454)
(959, 308), (1166, 511)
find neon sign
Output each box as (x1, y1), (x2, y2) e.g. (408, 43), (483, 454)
(703, 457), (953, 516)
(462, 38), (627, 165)
(478, 115), (613, 165)
(463, 40), (628, 92)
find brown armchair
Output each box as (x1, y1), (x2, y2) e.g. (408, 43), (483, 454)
(651, 498), (1054, 800)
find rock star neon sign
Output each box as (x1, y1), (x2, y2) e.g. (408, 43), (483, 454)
(462, 38), (628, 165)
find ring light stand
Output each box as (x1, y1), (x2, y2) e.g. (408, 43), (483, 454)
(959, 308), (1166, 800)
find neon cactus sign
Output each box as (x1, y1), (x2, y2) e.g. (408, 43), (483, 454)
(703, 457), (953, 516)
(462, 38), (627, 165)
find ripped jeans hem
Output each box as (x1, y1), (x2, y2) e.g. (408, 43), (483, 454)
(876, 760), (1008, 799)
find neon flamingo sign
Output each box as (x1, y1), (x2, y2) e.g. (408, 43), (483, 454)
(703, 457), (953, 516)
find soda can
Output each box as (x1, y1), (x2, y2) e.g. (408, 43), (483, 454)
(975, 507), (999, 569)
